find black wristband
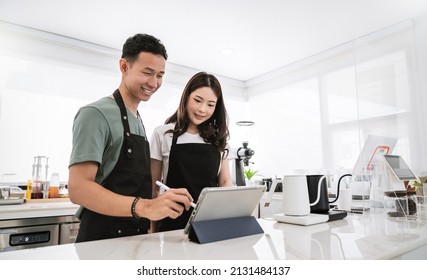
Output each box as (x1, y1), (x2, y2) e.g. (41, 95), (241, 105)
(131, 197), (141, 219)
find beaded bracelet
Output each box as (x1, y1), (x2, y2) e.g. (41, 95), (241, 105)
(131, 197), (141, 219)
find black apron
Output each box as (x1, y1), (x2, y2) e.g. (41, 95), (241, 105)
(156, 130), (221, 232)
(76, 90), (152, 242)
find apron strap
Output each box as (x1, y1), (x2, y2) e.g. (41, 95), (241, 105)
(113, 89), (135, 159)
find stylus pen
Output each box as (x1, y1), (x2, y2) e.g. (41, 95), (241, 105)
(155, 181), (197, 208)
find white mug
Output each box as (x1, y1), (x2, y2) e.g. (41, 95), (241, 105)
(337, 189), (352, 211)
(282, 175), (323, 216)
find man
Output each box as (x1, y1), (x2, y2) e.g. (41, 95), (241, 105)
(68, 34), (193, 242)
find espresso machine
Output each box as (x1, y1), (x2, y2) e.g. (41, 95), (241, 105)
(229, 141), (255, 186)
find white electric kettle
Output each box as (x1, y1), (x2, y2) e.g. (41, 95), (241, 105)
(282, 175), (324, 216)
(263, 175), (323, 215)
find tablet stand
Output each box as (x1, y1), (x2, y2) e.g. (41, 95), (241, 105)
(188, 216), (264, 244)
(384, 163), (407, 190)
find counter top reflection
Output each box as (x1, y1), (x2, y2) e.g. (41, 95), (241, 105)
(0, 210), (426, 260)
(0, 199), (79, 220)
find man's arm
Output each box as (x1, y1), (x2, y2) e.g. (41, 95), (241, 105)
(68, 161), (194, 220)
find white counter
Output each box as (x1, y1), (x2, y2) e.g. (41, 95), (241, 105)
(1, 209), (426, 260)
(0, 199), (79, 219)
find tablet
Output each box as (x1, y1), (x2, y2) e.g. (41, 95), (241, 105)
(383, 155), (418, 181)
(184, 185), (266, 234)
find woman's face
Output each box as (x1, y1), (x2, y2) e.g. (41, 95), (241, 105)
(186, 87), (218, 132)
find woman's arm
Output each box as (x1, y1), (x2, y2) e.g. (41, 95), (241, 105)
(218, 158), (233, 187)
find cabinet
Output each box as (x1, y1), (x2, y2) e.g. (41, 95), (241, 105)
(0, 215), (79, 251)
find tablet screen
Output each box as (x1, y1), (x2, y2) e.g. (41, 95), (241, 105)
(383, 155), (417, 181)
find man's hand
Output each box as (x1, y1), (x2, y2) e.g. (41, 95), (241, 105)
(137, 188), (194, 221)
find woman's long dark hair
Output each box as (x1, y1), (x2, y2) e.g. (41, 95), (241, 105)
(165, 72), (229, 158)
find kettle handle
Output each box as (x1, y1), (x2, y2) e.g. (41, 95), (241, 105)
(264, 178), (281, 205)
(329, 174), (352, 204)
(309, 175), (326, 206)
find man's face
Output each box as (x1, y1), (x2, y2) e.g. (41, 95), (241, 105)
(122, 52), (166, 102)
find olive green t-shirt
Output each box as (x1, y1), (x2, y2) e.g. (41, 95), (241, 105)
(69, 96), (147, 185)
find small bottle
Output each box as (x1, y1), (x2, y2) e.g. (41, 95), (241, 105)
(26, 180), (32, 200)
(49, 173), (60, 199)
(31, 179), (43, 199)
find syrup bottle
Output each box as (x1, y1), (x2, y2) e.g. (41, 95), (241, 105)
(26, 179), (32, 200)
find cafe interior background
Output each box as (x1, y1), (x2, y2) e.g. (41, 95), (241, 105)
(0, 0), (427, 186)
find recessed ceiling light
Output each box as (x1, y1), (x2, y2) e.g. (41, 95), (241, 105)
(221, 48), (234, 55)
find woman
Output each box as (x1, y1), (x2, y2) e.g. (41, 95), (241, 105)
(150, 71), (232, 232)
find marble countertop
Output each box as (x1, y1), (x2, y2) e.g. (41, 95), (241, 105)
(0, 199), (79, 220)
(1, 209), (426, 260)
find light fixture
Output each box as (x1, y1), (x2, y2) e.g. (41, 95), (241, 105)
(236, 121), (255, 126)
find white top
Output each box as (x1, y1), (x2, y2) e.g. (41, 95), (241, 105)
(150, 123), (210, 181)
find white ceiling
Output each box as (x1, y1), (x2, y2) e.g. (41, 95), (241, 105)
(0, 0), (426, 81)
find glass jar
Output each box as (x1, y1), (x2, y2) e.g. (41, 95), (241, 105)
(384, 190), (408, 218)
(406, 190), (418, 217)
(384, 190), (417, 219)
(48, 173), (60, 198)
(58, 184), (69, 198)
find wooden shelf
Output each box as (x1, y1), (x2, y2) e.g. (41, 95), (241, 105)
(26, 198), (70, 203)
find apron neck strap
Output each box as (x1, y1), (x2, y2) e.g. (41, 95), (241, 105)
(113, 90), (131, 135)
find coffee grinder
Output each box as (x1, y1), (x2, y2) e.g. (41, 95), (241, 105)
(230, 141), (255, 186)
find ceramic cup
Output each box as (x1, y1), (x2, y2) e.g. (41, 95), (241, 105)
(337, 189), (352, 211)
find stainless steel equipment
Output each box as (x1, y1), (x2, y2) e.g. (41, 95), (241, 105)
(0, 215), (79, 252)
(229, 141), (255, 186)
(59, 219), (80, 244)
